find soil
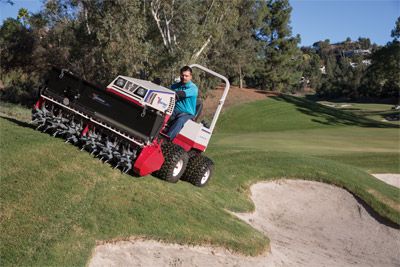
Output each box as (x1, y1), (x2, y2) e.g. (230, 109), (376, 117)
(89, 179), (400, 267)
(200, 85), (277, 118)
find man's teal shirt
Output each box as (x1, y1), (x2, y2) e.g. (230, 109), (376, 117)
(171, 81), (198, 116)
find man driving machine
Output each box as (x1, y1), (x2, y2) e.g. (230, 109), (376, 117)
(167, 65), (198, 139)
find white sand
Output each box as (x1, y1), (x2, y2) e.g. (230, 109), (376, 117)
(89, 180), (400, 267)
(372, 173), (400, 189)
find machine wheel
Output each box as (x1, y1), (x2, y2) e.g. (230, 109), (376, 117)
(187, 149), (200, 159)
(182, 155), (214, 187)
(153, 142), (189, 183)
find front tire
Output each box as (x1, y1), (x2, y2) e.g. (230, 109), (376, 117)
(153, 142), (188, 183)
(182, 155), (214, 187)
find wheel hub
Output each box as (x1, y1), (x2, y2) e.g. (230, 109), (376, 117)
(200, 169), (210, 184)
(173, 159), (184, 177)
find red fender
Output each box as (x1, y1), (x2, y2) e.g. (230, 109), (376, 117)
(173, 134), (206, 152)
(133, 141), (164, 176)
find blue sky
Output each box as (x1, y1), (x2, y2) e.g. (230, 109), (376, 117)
(1, 0), (399, 46)
(290, 0), (400, 46)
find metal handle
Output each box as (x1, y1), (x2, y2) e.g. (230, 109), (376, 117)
(189, 64), (230, 133)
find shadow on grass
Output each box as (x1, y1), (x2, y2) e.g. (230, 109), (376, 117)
(272, 95), (399, 128)
(304, 94), (398, 105)
(0, 115), (33, 129)
(339, 108), (362, 111)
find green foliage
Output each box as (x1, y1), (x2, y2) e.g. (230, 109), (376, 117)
(310, 17), (400, 100)
(361, 41), (400, 98)
(0, 69), (40, 105)
(0, 13), (49, 105)
(0, 18), (34, 72)
(1, 0), (305, 101)
(391, 17), (400, 40)
(17, 8), (30, 26)
(1, 1), (396, 103)
(300, 48), (322, 89)
(252, 0), (302, 91)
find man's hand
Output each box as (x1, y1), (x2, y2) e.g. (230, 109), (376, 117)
(175, 90), (186, 100)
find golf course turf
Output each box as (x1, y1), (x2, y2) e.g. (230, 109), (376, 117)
(0, 95), (399, 266)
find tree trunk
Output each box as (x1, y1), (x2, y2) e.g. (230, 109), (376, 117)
(150, 0), (176, 53)
(239, 65), (243, 89)
(191, 36), (212, 62)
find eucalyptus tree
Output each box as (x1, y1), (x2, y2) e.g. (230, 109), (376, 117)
(144, 0), (239, 82)
(41, 0), (149, 84)
(206, 0), (259, 88)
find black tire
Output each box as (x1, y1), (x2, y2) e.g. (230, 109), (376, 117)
(187, 149), (200, 159)
(153, 142), (189, 183)
(181, 155), (214, 187)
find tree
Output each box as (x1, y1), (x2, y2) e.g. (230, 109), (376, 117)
(206, 0), (259, 88)
(358, 37), (371, 50)
(17, 8), (30, 26)
(0, 18), (34, 72)
(391, 17), (400, 40)
(301, 48), (322, 90)
(41, 0), (149, 84)
(361, 17), (400, 98)
(145, 0), (239, 81)
(255, 0), (302, 91)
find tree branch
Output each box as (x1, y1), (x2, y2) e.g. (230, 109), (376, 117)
(191, 35), (212, 62)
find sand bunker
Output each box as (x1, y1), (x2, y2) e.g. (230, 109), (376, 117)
(89, 180), (400, 267)
(372, 173), (400, 189)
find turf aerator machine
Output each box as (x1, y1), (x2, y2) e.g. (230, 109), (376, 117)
(32, 64), (230, 186)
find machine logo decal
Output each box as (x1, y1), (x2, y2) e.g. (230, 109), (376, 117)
(91, 93), (111, 107)
(157, 97), (168, 109)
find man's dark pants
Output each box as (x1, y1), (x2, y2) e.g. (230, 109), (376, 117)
(167, 110), (194, 139)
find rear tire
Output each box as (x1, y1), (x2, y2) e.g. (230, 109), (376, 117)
(182, 155), (214, 187)
(153, 142), (188, 183)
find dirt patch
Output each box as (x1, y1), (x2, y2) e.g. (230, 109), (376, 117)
(201, 86), (277, 118)
(89, 180), (400, 267)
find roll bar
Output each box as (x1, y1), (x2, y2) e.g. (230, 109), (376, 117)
(189, 64), (231, 133)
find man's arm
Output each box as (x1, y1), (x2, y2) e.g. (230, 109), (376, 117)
(175, 84), (198, 100)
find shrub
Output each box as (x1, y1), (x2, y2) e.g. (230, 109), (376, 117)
(0, 69), (40, 106)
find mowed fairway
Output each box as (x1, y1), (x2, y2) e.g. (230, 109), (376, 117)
(214, 95), (399, 173)
(0, 95), (399, 266)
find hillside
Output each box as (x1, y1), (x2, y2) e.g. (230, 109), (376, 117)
(0, 95), (399, 266)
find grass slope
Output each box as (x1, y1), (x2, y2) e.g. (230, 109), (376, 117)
(1, 96), (399, 266)
(216, 95), (399, 172)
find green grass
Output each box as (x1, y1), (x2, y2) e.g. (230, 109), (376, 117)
(216, 95), (399, 172)
(0, 101), (32, 122)
(317, 101), (400, 126)
(1, 95), (399, 266)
